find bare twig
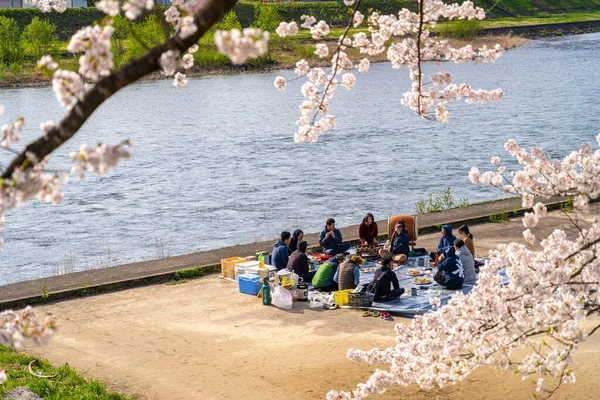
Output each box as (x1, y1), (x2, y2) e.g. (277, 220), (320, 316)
(28, 360), (58, 379)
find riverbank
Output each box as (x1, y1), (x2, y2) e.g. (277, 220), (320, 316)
(22, 209), (600, 400)
(0, 195), (576, 309)
(0, 34), (527, 89)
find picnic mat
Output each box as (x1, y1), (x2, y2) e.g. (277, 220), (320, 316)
(345, 248), (505, 317)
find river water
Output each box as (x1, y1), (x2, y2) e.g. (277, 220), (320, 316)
(1, 33), (599, 284)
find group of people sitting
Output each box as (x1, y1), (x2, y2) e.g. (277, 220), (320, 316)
(432, 224), (478, 290)
(270, 214), (480, 302)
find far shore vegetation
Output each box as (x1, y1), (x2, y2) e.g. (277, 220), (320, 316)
(0, 2), (598, 87)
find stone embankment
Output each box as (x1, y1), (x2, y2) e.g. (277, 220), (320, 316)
(482, 19), (600, 37)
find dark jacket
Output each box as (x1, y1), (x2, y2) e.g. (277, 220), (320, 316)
(358, 221), (378, 244)
(437, 224), (457, 253)
(288, 229), (303, 254)
(437, 248), (464, 285)
(390, 229), (410, 256)
(319, 227), (343, 250)
(288, 241), (309, 277)
(373, 266), (399, 298)
(272, 240), (290, 270)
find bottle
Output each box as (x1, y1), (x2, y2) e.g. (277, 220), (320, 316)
(258, 253), (265, 269)
(262, 277), (271, 305)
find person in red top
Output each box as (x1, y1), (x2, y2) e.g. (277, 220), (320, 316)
(359, 213), (379, 245)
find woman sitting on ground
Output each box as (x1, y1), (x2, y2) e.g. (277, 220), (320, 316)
(454, 238), (477, 283)
(433, 247), (464, 290)
(382, 221), (410, 258)
(312, 254), (344, 292)
(359, 213), (379, 246)
(288, 229), (304, 254)
(287, 241), (315, 283)
(334, 255), (363, 291)
(372, 256), (404, 302)
(458, 225), (475, 259)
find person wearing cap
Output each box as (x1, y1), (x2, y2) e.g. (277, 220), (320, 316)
(372, 256), (404, 302)
(319, 218), (350, 255)
(334, 255), (363, 290)
(389, 220), (410, 256)
(312, 254), (343, 292)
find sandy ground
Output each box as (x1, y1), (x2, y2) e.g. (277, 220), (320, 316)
(25, 212), (600, 400)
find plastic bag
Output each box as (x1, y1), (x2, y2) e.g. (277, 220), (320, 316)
(272, 285), (293, 310)
(308, 291), (336, 309)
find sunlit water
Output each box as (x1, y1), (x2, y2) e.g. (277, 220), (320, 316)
(1, 33), (599, 284)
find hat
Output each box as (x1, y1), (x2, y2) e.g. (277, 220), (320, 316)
(350, 255), (365, 265)
(393, 254), (407, 263)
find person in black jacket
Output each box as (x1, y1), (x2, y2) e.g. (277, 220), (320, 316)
(384, 221), (410, 257)
(287, 241), (315, 282)
(372, 256), (404, 302)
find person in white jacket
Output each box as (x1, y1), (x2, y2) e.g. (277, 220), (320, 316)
(454, 238), (477, 283)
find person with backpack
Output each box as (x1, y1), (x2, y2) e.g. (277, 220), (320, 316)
(371, 256), (404, 302)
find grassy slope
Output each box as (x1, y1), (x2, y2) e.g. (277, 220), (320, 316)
(0, 345), (129, 400)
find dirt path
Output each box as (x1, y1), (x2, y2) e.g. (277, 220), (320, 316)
(26, 213), (600, 399)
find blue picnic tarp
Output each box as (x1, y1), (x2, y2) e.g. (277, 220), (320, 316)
(342, 248), (505, 317)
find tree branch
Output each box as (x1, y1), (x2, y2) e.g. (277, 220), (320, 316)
(1, 0), (239, 180)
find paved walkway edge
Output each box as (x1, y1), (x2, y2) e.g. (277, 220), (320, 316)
(0, 196), (572, 310)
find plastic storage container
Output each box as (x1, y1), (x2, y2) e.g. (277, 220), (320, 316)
(233, 261), (260, 281)
(238, 274), (262, 295)
(333, 289), (354, 306)
(221, 257), (246, 280)
(246, 264), (276, 277)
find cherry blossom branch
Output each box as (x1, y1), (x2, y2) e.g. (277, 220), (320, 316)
(1, 0), (239, 180)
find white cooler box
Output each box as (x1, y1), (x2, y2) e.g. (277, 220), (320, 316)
(246, 264), (277, 280)
(234, 261), (260, 281)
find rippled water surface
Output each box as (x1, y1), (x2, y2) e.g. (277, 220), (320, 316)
(1, 33), (599, 283)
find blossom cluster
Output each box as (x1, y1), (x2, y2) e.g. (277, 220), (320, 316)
(70, 141), (132, 177)
(214, 28), (270, 65)
(328, 136), (600, 399)
(0, 307), (56, 350)
(67, 25), (115, 81)
(271, 0), (504, 143)
(1, 117), (24, 148)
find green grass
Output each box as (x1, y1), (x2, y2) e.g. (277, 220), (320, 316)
(0, 345), (129, 399)
(480, 11), (600, 28)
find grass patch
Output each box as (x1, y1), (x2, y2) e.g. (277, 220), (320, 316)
(489, 211), (509, 223)
(0, 345), (128, 399)
(414, 187), (469, 214)
(173, 266), (205, 281)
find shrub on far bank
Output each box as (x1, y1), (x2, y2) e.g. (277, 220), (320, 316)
(0, 16), (23, 64)
(440, 18), (483, 40)
(22, 17), (57, 59)
(252, 4), (281, 32)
